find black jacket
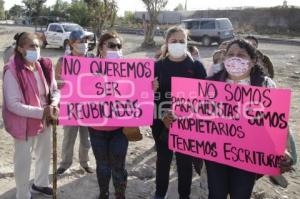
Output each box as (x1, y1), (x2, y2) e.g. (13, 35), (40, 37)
(152, 56), (207, 142)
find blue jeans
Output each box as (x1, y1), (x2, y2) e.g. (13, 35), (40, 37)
(89, 128), (128, 199)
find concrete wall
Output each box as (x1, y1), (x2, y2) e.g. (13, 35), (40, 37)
(134, 7), (300, 35)
(134, 11), (194, 24)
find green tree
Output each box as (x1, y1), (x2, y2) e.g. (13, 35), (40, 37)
(68, 0), (89, 26)
(124, 11), (135, 25)
(8, 5), (24, 18)
(40, 6), (51, 17)
(8, 5), (24, 19)
(51, 0), (70, 18)
(0, 0), (5, 19)
(35, 0), (46, 17)
(22, 0), (34, 16)
(174, 3), (184, 11)
(84, 0), (118, 35)
(141, 0), (168, 47)
(22, 0), (46, 17)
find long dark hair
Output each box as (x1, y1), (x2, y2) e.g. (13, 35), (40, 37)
(210, 39), (266, 86)
(225, 39), (257, 60)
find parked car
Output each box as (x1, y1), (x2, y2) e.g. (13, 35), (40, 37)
(37, 22), (97, 51)
(181, 18), (235, 46)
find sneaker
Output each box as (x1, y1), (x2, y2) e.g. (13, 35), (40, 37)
(269, 175), (288, 188)
(57, 167), (67, 175)
(31, 184), (53, 197)
(82, 166), (94, 173)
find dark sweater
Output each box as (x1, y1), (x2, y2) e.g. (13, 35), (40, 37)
(155, 56), (207, 110)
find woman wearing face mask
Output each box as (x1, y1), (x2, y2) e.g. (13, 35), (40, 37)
(88, 31), (127, 199)
(96, 32), (123, 59)
(90, 31), (159, 199)
(152, 26), (207, 199)
(187, 45), (204, 64)
(55, 29), (94, 175)
(3, 32), (60, 199)
(206, 39), (295, 199)
(207, 49), (226, 77)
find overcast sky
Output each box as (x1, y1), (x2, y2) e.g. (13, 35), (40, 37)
(5, 0), (300, 16)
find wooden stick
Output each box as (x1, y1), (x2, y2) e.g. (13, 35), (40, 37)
(53, 122), (57, 199)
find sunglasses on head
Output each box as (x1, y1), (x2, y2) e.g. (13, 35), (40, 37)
(107, 42), (122, 49)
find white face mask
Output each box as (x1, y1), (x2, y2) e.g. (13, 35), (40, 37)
(224, 57), (251, 77)
(106, 50), (123, 59)
(168, 43), (187, 59)
(211, 63), (223, 74)
(74, 43), (88, 55)
(195, 56), (203, 63)
(24, 49), (40, 63)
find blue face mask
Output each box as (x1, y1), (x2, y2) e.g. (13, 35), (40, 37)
(25, 49), (40, 63)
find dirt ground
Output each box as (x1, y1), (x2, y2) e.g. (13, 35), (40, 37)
(0, 25), (299, 199)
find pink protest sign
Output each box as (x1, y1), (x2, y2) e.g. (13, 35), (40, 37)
(59, 56), (154, 126)
(170, 77), (291, 175)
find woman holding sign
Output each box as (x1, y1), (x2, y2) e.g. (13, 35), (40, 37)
(90, 31), (159, 199)
(152, 26), (207, 199)
(205, 39), (295, 199)
(3, 32), (60, 199)
(55, 29), (94, 175)
(88, 31), (128, 199)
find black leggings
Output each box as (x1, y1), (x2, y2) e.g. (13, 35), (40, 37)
(154, 136), (193, 199)
(205, 160), (257, 199)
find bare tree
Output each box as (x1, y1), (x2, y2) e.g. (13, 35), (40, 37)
(141, 0), (168, 47)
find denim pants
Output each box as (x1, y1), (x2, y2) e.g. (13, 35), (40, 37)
(205, 160), (256, 199)
(89, 127), (128, 199)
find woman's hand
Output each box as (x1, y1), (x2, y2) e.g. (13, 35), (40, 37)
(152, 77), (159, 92)
(43, 106), (59, 126)
(42, 106), (51, 118)
(280, 151), (294, 173)
(162, 111), (177, 129)
(57, 80), (65, 89)
(51, 106), (59, 120)
(42, 106), (52, 126)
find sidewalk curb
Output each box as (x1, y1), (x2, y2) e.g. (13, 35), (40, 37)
(256, 37), (300, 46)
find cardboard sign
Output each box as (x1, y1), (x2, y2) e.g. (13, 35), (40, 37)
(59, 56), (154, 126)
(170, 77), (291, 175)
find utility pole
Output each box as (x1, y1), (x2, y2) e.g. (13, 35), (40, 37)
(185, 0), (187, 11)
